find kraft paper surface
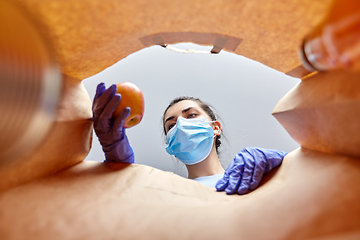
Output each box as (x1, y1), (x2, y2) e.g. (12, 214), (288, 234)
(0, 148), (359, 239)
(0, 75), (93, 192)
(2, 1), (360, 239)
(15, 0), (332, 80)
(273, 70), (360, 158)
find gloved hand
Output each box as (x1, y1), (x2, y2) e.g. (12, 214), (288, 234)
(92, 83), (135, 163)
(216, 147), (286, 195)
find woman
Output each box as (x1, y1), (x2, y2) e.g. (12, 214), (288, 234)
(162, 96), (225, 187)
(93, 83), (286, 195)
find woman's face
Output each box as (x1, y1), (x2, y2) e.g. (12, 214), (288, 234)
(163, 100), (213, 134)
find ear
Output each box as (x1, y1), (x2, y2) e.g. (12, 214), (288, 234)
(213, 121), (222, 136)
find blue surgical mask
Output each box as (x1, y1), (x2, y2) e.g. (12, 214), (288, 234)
(165, 117), (215, 165)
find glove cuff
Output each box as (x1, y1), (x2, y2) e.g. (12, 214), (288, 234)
(102, 135), (135, 163)
(104, 152), (135, 164)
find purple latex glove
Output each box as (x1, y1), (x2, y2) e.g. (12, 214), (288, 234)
(92, 83), (135, 163)
(216, 147), (286, 195)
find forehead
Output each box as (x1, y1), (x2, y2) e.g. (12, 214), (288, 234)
(164, 100), (205, 119)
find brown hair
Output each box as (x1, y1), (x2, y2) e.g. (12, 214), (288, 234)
(162, 96), (222, 153)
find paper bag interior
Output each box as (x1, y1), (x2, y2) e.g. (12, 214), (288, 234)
(1, 0), (360, 239)
(1, 147), (360, 239)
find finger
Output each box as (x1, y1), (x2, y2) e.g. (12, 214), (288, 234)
(95, 82), (106, 98)
(237, 152), (255, 195)
(249, 154), (266, 190)
(93, 84), (117, 118)
(99, 93), (121, 122)
(216, 169), (231, 191)
(215, 178), (228, 191)
(216, 159), (236, 191)
(113, 106), (131, 131)
(225, 165), (243, 195)
(92, 83), (106, 119)
(224, 153), (244, 194)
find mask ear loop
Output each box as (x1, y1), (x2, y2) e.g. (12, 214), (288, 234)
(209, 120), (222, 139)
(207, 119), (216, 129)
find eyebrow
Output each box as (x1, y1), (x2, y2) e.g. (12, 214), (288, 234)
(164, 107), (194, 124)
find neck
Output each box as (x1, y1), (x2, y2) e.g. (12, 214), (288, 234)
(186, 146), (225, 179)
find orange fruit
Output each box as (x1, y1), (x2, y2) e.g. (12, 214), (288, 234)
(112, 82), (145, 128)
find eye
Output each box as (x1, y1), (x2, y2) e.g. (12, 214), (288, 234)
(168, 123), (175, 132)
(187, 113), (197, 118)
